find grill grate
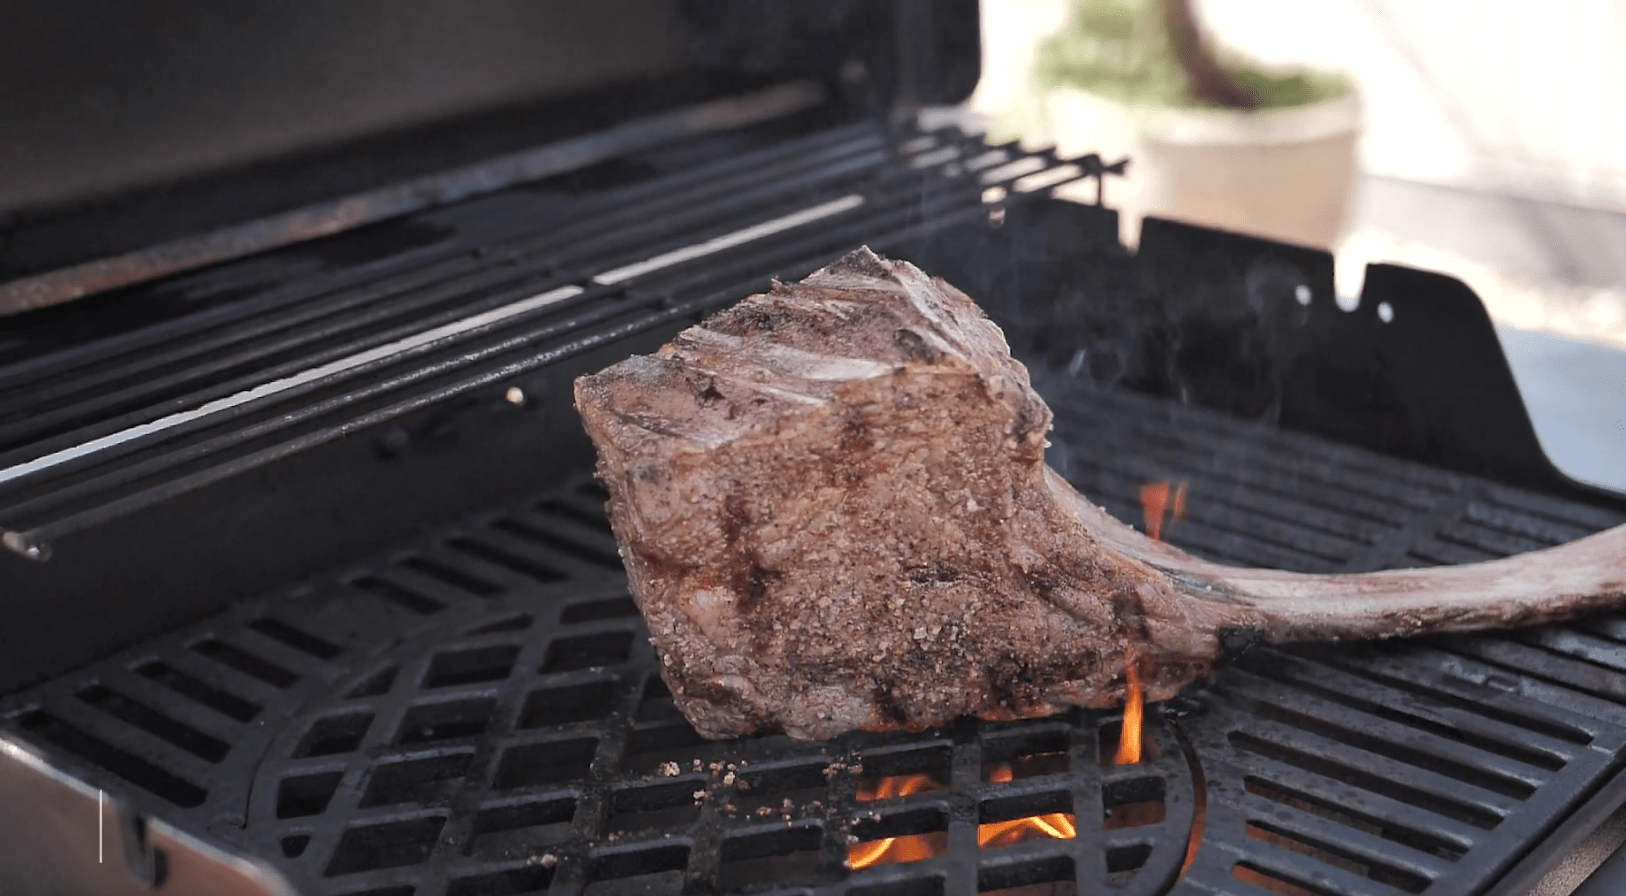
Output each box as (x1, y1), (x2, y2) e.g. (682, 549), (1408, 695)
(0, 123), (1084, 546)
(5, 376), (1624, 896)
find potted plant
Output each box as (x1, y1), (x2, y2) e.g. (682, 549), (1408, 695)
(1032, 0), (1358, 248)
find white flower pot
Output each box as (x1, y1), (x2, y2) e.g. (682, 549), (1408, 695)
(1046, 86), (1362, 249)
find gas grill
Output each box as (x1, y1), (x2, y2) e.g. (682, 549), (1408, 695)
(4, 3), (1626, 895)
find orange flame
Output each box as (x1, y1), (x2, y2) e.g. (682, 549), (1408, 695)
(846, 828), (943, 868)
(854, 773), (939, 803)
(1114, 655), (1144, 765)
(1139, 480), (1188, 541)
(848, 775), (945, 868)
(1137, 483), (1203, 875)
(978, 764), (1077, 848)
(1117, 481), (1180, 766)
(847, 768), (1078, 869)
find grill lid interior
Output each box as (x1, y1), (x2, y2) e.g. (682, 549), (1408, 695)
(0, 0), (980, 309)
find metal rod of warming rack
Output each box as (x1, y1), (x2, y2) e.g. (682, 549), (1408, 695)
(0, 83), (827, 316)
(0, 124), (897, 436)
(0, 128), (922, 496)
(0, 130), (995, 500)
(1, 135), (1095, 555)
(1078, 153), (1130, 206)
(0, 129), (1088, 508)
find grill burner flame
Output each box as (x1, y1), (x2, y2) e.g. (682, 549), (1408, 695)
(1140, 479), (1202, 876)
(1114, 479), (1186, 767)
(847, 774), (944, 868)
(845, 484), (1175, 869)
(1114, 655), (1145, 766)
(981, 764), (1080, 848)
(846, 767), (1079, 869)
(1139, 480), (1188, 541)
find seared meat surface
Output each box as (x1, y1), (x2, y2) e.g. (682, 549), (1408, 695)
(575, 248), (1626, 741)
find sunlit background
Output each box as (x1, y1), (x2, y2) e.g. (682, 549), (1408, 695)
(941, 0), (1626, 491)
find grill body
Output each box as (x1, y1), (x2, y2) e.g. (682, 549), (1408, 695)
(4, 5), (1626, 895)
(6, 329), (1626, 895)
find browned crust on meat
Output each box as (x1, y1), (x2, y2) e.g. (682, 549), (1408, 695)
(576, 249), (1215, 738)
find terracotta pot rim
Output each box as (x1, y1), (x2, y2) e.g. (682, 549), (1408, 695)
(1047, 85), (1362, 147)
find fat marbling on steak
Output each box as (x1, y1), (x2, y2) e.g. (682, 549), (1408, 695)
(574, 247), (1626, 741)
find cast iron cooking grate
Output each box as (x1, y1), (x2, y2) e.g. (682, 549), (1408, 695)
(5, 375), (1625, 896)
(247, 602), (1196, 896)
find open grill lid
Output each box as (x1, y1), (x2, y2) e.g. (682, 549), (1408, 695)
(0, 0), (980, 313)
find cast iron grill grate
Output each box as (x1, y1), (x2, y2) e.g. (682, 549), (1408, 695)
(5, 377), (1624, 896)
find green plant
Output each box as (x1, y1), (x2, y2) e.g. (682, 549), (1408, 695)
(1033, 0), (1349, 110)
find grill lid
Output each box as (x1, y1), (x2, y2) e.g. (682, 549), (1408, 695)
(0, 0), (980, 312)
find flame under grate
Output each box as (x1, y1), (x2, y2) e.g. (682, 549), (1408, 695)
(4, 366), (1626, 896)
(251, 609), (1191, 895)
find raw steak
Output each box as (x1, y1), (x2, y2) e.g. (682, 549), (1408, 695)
(574, 248), (1626, 741)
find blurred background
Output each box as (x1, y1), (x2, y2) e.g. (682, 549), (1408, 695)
(945, 0), (1626, 491)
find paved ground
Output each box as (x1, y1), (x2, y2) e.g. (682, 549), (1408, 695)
(1496, 326), (1626, 492)
(961, 0), (1626, 493)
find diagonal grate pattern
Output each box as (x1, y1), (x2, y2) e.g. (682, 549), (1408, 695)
(5, 374), (1623, 896)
